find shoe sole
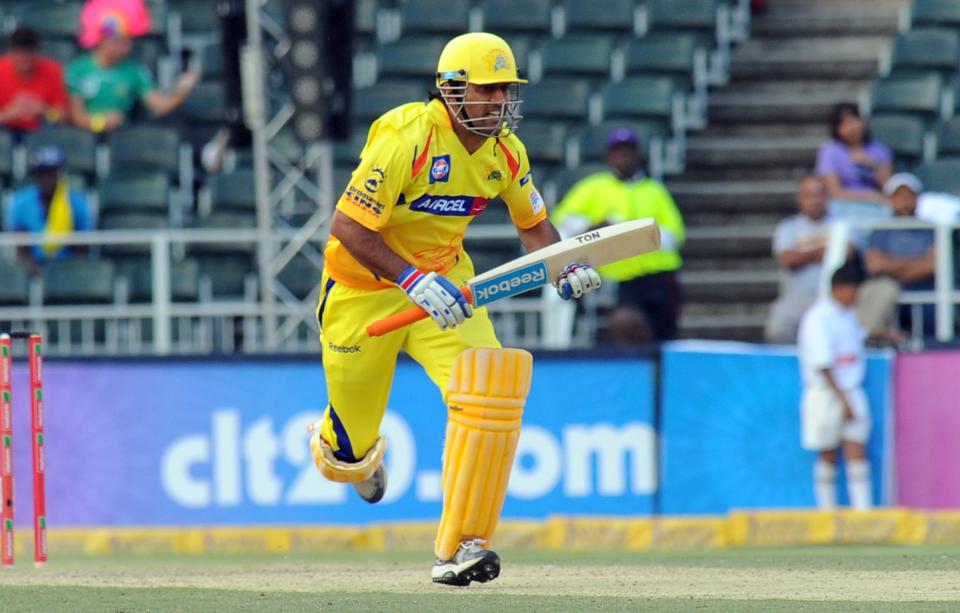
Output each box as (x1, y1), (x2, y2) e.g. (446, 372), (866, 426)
(353, 466), (387, 504)
(432, 551), (500, 586)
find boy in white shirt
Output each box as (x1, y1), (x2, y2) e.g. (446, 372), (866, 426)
(798, 258), (872, 510)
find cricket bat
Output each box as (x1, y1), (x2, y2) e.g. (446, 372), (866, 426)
(366, 218), (661, 337)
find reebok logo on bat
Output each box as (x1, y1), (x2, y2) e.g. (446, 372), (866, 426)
(472, 262), (548, 306)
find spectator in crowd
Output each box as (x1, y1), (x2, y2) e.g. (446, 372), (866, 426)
(816, 103), (893, 218)
(6, 146), (92, 276)
(862, 173), (937, 337)
(0, 26), (68, 140)
(551, 127), (685, 342)
(765, 175), (838, 343)
(798, 256), (873, 511)
(67, 0), (198, 133)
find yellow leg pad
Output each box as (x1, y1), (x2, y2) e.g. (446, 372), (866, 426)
(435, 348), (533, 560)
(309, 431), (387, 484)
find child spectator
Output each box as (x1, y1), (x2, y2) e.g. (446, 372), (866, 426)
(0, 26), (68, 140)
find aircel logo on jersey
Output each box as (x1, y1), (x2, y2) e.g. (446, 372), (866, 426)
(409, 195), (488, 216)
(472, 262), (548, 306)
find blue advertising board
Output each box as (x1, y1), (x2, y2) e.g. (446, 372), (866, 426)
(660, 341), (894, 514)
(10, 355), (655, 526)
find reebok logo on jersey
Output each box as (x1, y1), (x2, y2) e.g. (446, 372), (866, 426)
(409, 195), (488, 216)
(327, 342), (361, 354)
(430, 155), (451, 183)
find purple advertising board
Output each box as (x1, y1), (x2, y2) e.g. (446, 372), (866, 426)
(895, 351), (960, 509)
(7, 356), (656, 527)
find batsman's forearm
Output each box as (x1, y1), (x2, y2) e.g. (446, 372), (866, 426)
(517, 218), (562, 253)
(329, 210), (409, 282)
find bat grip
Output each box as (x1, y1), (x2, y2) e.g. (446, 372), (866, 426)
(366, 287), (474, 337)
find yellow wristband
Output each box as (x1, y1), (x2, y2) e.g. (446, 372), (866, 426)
(90, 114), (106, 133)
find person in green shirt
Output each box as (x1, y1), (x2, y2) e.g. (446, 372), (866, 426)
(66, 18), (198, 133)
(551, 128), (686, 342)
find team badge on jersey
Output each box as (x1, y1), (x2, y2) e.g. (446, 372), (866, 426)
(364, 167), (385, 193)
(429, 155), (451, 184)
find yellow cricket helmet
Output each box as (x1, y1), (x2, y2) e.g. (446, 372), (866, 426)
(435, 32), (526, 137)
(436, 32), (528, 86)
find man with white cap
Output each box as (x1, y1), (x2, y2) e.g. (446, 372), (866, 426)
(860, 173), (939, 336)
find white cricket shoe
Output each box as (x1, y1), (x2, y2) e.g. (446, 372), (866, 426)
(431, 538), (500, 586)
(352, 465), (387, 504)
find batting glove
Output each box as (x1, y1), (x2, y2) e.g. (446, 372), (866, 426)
(555, 263), (602, 300)
(396, 265), (473, 330)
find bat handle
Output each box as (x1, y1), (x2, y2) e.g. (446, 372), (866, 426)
(366, 287), (474, 337)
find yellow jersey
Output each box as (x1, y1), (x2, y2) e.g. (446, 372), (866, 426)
(325, 98), (547, 290)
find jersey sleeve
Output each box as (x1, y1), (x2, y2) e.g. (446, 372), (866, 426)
(335, 121), (413, 231)
(799, 310), (834, 371)
(498, 138), (548, 230)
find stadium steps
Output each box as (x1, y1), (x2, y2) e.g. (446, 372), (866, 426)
(673, 0), (909, 342)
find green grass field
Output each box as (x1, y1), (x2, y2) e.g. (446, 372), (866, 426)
(3, 545), (960, 612)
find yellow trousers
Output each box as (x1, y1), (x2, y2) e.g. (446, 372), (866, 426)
(316, 255), (500, 461)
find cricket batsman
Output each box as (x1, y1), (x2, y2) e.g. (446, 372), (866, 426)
(308, 32), (601, 585)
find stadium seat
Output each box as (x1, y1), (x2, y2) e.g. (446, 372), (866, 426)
(602, 77), (680, 129)
(177, 81), (227, 126)
(541, 35), (613, 80)
(208, 169), (256, 214)
(199, 41), (224, 79)
(39, 39), (79, 66)
(869, 114), (927, 168)
(481, 0), (553, 36)
(170, 0), (220, 40)
(99, 174), (172, 219)
(935, 116), (960, 158)
(870, 73), (943, 122)
(645, 0), (720, 37)
(564, 0), (638, 34)
(119, 257), (201, 303)
(196, 254), (257, 299)
(0, 259), (29, 306)
(109, 127), (183, 179)
(916, 159), (960, 195)
(355, 0), (378, 40)
(277, 255), (322, 300)
(25, 127), (97, 179)
(12, 2), (83, 41)
(889, 28), (960, 77)
(554, 163), (609, 200)
(0, 130), (12, 183)
(911, 0), (960, 29)
(188, 212), (257, 257)
(518, 121), (568, 169)
(100, 213), (168, 257)
(522, 79), (591, 122)
(400, 0), (471, 35)
(575, 121), (669, 163)
(352, 81), (426, 123)
(43, 259), (115, 305)
(624, 35), (704, 92)
(376, 37), (448, 82)
(132, 37), (166, 74)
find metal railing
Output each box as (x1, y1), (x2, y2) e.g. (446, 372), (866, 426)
(823, 217), (958, 343)
(0, 226), (606, 355)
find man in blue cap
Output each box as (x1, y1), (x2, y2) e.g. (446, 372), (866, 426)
(551, 127), (686, 342)
(7, 145), (92, 274)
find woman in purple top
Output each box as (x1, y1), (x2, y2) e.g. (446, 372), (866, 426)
(815, 103), (893, 206)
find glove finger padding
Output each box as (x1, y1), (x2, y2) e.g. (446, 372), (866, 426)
(556, 263), (601, 300)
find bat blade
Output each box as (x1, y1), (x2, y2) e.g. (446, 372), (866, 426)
(366, 219), (660, 336)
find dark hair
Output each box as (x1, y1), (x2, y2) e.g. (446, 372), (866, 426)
(830, 102), (871, 144)
(9, 26), (39, 51)
(831, 254), (866, 287)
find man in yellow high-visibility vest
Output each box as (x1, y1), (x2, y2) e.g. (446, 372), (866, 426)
(552, 128), (686, 342)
